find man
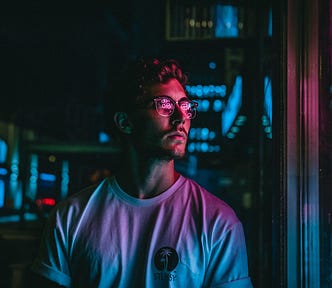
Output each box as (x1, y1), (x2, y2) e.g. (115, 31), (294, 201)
(31, 58), (253, 287)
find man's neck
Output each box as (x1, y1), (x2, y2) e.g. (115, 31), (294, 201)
(115, 148), (180, 199)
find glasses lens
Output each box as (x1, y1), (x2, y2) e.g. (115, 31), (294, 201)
(155, 97), (174, 116)
(153, 97), (198, 119)
(179, 100), (197, 119)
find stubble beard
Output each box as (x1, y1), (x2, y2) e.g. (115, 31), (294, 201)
(143, 145), (186, 161)
(133, 127), (188, 161)
(136, 140), (187, 161)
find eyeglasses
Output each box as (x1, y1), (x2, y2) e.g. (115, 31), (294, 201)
(149, 95), (198, 119)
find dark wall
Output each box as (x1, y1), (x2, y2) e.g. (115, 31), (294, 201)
(1, 1), (164, 140)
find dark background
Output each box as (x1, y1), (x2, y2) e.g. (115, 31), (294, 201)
(1, 1), (164, 140)
(0, 1), (273, 287)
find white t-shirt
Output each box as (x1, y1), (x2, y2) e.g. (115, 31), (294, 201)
(32, 175), (252, 287)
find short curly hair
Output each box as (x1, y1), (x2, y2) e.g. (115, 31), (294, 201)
(104, 57), (189, 135)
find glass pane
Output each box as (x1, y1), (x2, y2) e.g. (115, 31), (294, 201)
(319, 0), (332, 285)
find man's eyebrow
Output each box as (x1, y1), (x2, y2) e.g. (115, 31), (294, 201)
(153, 95), (190, 101)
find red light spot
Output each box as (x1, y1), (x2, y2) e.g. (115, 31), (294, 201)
(42, 198), (56, 206)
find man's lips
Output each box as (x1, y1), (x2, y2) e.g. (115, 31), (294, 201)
(165, 131), (187, 140)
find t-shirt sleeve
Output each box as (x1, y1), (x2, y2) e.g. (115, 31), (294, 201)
(204, 221), (253, 288)
(31, 209), (72, 287)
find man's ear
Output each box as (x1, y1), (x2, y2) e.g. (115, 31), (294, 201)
(113, 112), (133, 134)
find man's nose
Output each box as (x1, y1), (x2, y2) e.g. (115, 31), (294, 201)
(171, 105), (186, 125)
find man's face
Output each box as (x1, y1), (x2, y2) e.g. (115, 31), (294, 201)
(131, 78), (192, 160)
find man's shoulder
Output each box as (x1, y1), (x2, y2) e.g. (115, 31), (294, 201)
(51, 178), (110, 217)
(180, 176), (239, 223)
(181, 176), (229, 204)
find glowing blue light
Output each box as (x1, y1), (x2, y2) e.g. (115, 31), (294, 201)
(231, 126), (240, 133)
(0, 180), (4, 208)
(201, 142), (209, 152)
(215, 5), (239, 38)
(9, 147), (21, 209)
(263, 76), (273, 139)
(235, 115), (247, 126)
(195, 128), (201, 140)
(186, 84), (228, 98)
(202, 86), (209, 95)
(11, 163), (19, 175)
(0, 168), (7, 175)
(201, 100), (210, 111)
(187, 142), (221, 153)
(262, 115), (270, 126)
(264, 126), (272, 133)
(0, 139), (7, 164)
(30, 168), (38, 177)
(29, 176), (38, 183)
(10, 174), (18, 181)
(196, 86), (203, 97)
(222, 75), (242, 135)
(264, 76), (272, 125)
(61, 160), (69, 200)
(217, 85), (227, 97)
(39, 173), (56, 182)
(209, 62), (216, 70)
(226, 132), (236, 139)
(189, 128), (196, 140)
(268, 8), (272, 36)
(188, 143), (195, 153)
(209, 131), (216, 140)
(195, 143), (202, 152)
(201, 128), (209, 141)
(99, 131), (111, 143)
(215, 86), (221, 94)
(213, 99), (223, 112)
(26, 154), (38, 200)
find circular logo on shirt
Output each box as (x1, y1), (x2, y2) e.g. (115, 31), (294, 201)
(154, 247), (179, 271)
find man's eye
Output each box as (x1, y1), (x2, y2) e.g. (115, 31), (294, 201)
(161, 103), (173, 109)
(180, 102), (190, 110)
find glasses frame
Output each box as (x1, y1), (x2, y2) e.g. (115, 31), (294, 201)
(151, 95), (198, 119)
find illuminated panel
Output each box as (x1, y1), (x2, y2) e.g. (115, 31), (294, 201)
(36, 154), (59, 207)
(26, 154), (38, 200)
(0, 139), (7, 163)
(10, 153), (21, 209)
(0, 168), (7, 176)
(186, 83), (227, 154)
(165, 1), (249, 40)
(0, 167), (8, 209)
(61, 160), (69, 200)
(264, 76), (272, 125)
(215, 5), (238, 38)
(0, 180), (4, 208)
(39, 173), (56, 182)
(263, 76), (272, 139)
(186, 75), (244, 155)
(221, 75), (242, 136)
(268, 8), (272, 36)
(37, 172), (57, 204)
